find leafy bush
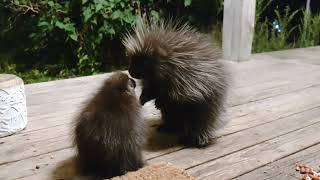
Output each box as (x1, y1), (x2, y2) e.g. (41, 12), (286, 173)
(1, 0), (319, 83)
(1, 0), (205, 64)
(1, 0), (225, 83)
(2, 0), (148, 75)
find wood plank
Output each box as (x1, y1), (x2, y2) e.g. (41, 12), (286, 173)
(22, 58), (280, 106)
(187, 123), (320, 179)
(24, 80), (320, 138)
(1, 47), (320, 179)
(25, 59), (315, 107)
(0, 148), (75, 180)
(218, 84), (320, 136)
(0, 115), (175, 166)
(255, 46), (320, 65)
(25, 73), (109, 95)
(228, 68), (320, 106)
(24, 100), (158, 133)
(4, 102), (320, 179)
(235, 144), (320, 180)
(23, 68), (320, 136)
(24, 60), (318, 121)
(23, 47), (320, 101)
(2, 81), (320, 166)
(147, 105), (320, 167)
(1, 60), (319, 165)
(0, 136), (182, 179)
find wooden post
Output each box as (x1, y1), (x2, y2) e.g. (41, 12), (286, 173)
(222, 0), (256, 62)
(303, 0), (311, 31)
(0, 74), (28, 137)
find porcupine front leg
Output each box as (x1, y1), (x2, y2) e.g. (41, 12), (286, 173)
(156, 102), (184, 134)
(179, 71), (228, 147)
(179, 100), (224, 147)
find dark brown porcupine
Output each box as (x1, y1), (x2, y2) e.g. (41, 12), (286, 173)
(123, 19), (229, 147)
(73, 72), (145, 179)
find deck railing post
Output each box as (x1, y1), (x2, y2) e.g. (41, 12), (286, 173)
(222, 0), (256, 62)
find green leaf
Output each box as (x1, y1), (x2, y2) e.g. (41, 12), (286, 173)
(82, 0), (88, 4)
(96, 3), (103, 12)
(55, 21), (65, 29)
(83, 8), (93, 22)
(14, 0), (19, 5)
(94, 0), (105, 12)
(108, 27), (115, 35)
(48, 1), (54, 7)
(64, 24), (76, 32)
(112, 10), (122, 19)
(91, 18), (97, 25)
(63, 17), (71, 22)
(69, 33), (78, 41)
(29, 33), (37, 38)
(184, 0), (192, 6)
(38, 21), (49, 27)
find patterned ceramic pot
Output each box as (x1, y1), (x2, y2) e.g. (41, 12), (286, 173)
(0, 74), (28, 137)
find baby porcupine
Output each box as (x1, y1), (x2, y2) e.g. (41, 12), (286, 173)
(123, 20), (229, 147)
(74, 72), (145, 179)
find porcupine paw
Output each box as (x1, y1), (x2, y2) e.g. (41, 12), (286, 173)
(179, 134), (211, 148)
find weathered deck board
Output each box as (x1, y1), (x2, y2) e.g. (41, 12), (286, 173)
(0, 47), (319, 179)
(148, 105), (320, 169)
(7, 105), (320, 179)
(235, 144), (320, 180)
(187, 122), (320, 179)
(3, 81), (320, 167)
(23, 60), (320, 134)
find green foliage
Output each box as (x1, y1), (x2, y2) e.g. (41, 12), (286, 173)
(184, 0), (192, 7)
(253, 6), (302, 53)
(299, 12), (320, 47)
(255, 0), (273, 23)
(1, 0), (319, 83)
(253, 0), (320, 53)
(162, 0), (223, 31)
(1, 0), (160, 76)
(26, 0), (144, 75)
(0, 61), (56, 83)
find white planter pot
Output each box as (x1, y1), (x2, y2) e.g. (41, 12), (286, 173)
(0, 74), (28, 137)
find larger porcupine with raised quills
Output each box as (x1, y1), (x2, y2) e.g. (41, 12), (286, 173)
(123, 20), (229, 147)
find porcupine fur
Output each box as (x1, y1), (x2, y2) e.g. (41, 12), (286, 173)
(74, 72), (145, 179)
(123, 19), (229, 147)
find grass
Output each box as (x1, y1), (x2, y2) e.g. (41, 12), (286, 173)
(299, 13), (320, 47)
(253, 6), (301, 53)
(253, 2), (320, 53)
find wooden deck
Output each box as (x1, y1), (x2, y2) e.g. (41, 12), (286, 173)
(1, 46), (320, 180)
